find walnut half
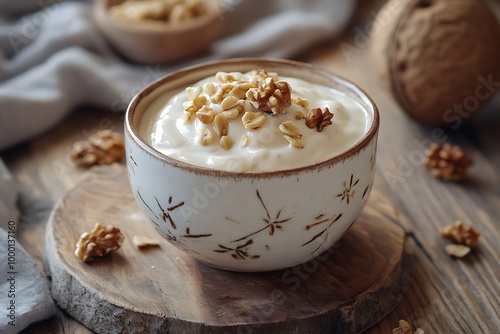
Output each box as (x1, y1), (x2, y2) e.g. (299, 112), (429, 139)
(75, 223), (124, 262)
(70, 130), (125, 168)
(440, 220), (480, 248)
(424, 143), (472, 181)
(305, 107), (334, 132)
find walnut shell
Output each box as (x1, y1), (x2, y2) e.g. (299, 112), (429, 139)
(370, 0), (500, 125)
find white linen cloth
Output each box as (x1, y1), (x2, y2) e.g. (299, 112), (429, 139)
(0, 0), (356, 332)
(0, 227), (57, 334)
(0, 0), (356, 150)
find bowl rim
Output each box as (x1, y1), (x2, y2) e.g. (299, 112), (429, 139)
(94, 0), (222, 34)
(125, 58), (380, 178)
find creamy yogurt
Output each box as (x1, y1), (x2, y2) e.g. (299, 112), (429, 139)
(139, 71), (370, 172)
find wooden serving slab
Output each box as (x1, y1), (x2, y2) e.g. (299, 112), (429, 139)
(45, 165), (411, 334)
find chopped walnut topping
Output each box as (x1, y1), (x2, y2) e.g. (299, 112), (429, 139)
(242, 111), (267, 130)
(306, 107), (334, 132)
(215, 71), (243, 83)
(181, 70), (339, 150)
(306, 108), (322, 127)
(182, 111), (193, 123)
(283, 135), (305, 149)
(203, 82), (216, 96)
(133, 235), (160, 248)
(183, 100), (197, 114)
(214, 114), (228, 137)
(196, 105), (215, 124)
(440, 221), (480, 248)
(317, 109), (334, 132)
(186, 86), (202, 100)
(279, 121), (302, 138)
(246, 71), (292, 114)
(293, 97), (309, 108)
(295, 111), (306, 120)
(70, 130), (125, 168)
(445, 244), (471, 258)
(220, 108), (240, 119)
(424, 143), (472, 181)
(279, 119), (306, 148)
(392, 320), (424, 334)
(221, 96), (239, 111)
(183, 93), (208, 114)
(219, 136), (234, 150)
(198, 128), (215, 146)
(240, 134), (250, 147)
(193, 94), (208, 109)
(75, 223), (124, 262)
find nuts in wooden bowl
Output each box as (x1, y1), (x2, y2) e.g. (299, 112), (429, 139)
(93, 0), (223, 64)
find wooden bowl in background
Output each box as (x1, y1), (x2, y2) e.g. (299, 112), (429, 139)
(93, 0), (223, 65)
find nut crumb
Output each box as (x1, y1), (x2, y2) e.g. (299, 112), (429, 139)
(221, 107), (240, 119)
(196, 105), (215, 124)
(392, 319), (424, 334)
(424, 143), (472, 181)
(240, 135), (250, 147)
(242, 111), (267, 130)
(75, 223), (124, 262)
(283, 135), (304, 149)
(182, 110), (193, 123)
(70, 130), (125, 168)
(445, 244), (471, 258)
(440, 221), (480, 248)
(186, 86), (202, 100)
(214, 114), (229, 137)
(295, 111), (306, 120)
(219, 135), (234, 150)
(221, 96), (239, 111)
(279, 121), (302, 138)
(198, 128), (214, 146)
(293, 97), (309, 108)
(133, 235), (160, 248)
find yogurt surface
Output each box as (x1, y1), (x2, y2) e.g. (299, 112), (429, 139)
(139, 71), (370, 172)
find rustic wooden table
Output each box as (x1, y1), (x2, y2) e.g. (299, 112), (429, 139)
(3, 1), (499, 333)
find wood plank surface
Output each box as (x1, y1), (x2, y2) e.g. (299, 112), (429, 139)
(2, 0), (499, 333)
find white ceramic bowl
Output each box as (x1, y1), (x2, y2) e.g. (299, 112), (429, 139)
(125, 58), (380, 272)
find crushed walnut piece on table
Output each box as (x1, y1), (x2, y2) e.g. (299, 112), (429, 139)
(392, 319), (424, 334)
(75, 223), (125, 262)
(440, 221), (480, 259)
(445, 244), (471, 258)
(133, 235), (160, 248)
(440, 220), (481, 248)
(70, 130), (125, 168)
(424, 143), (472, 181)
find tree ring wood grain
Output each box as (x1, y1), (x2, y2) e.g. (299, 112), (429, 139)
(45, 165), (412, 334)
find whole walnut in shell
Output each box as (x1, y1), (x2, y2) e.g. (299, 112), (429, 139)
(370, 0), (500, 126)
